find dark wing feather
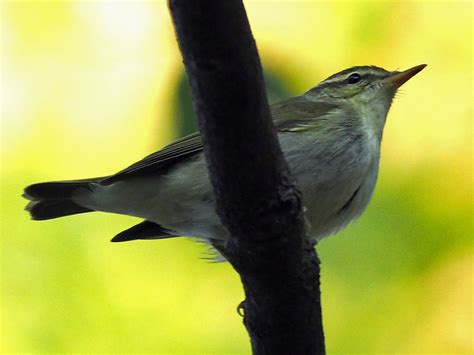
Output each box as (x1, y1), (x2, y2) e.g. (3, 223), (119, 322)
(111, 220), (177, 242)
(100, 132), (202, 185)
(101, 96), (338, 185)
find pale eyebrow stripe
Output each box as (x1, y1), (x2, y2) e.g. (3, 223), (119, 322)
(321, 66), (388, 85)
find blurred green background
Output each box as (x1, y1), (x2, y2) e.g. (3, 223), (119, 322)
(2, 1), (472, 353)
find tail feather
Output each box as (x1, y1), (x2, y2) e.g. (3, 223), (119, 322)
(24, 178), (99, 200)
(24, 180), (97, 220)
(26, 199), (93, 220)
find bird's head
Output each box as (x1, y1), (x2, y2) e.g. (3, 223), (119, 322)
(305, 64), (426, 115)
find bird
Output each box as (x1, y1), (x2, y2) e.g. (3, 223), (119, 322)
(23, 64), (426, 252)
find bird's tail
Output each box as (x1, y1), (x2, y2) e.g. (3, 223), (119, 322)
(23, 179), (99, 220)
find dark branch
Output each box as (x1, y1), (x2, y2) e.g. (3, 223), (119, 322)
(168, 1), (325, 353)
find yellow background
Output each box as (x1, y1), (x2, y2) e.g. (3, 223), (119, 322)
(2, 1), (472, 353)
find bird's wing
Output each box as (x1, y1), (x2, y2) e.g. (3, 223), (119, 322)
(271, 96), (339, 132)
(100, 132), (202, 185)
(111, 220), (178, 242)
(101, 96), (338, 185)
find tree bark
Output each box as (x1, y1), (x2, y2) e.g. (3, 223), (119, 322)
(168, 1), (325, 353)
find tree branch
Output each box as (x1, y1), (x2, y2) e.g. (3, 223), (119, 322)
(168, 1), (325, 353)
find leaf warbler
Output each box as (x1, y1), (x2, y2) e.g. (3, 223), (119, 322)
(24, 64), (426, 248)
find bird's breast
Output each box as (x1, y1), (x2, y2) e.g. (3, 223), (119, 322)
(280, 129), (380, 240)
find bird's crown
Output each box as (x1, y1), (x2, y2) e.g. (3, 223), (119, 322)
(306, 65), (391, 99)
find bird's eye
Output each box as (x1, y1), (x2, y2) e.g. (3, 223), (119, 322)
(347, 73), (361, 84)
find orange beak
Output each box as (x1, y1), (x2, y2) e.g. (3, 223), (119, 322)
(384, 64), (427, 88)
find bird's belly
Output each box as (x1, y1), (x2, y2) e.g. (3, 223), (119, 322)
(301, 163), (378, 241)
(82, 133), (379, 243)
(149, 195), (225, 240)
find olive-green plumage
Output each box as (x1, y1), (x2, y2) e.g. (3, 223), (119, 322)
(24, 64), (426, 248)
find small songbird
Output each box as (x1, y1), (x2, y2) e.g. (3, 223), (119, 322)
(24, 64), (426, 250)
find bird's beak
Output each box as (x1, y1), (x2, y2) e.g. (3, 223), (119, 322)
(384, 64), (427, 88)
